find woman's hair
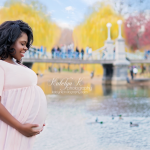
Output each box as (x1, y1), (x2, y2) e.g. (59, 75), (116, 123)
(0, 20), (33, 60)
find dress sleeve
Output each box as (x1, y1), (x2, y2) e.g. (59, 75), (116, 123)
(0, 66), (4, 97)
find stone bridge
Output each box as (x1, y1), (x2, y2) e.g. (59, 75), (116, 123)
(22, 20), (148, 85)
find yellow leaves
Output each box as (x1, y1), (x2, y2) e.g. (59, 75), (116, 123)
(73, 4), (124, 51)
(0, 3), (60, 50)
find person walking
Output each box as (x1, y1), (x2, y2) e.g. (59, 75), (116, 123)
(130, 66), (134, 80)
(51, 47), (55, 58)
(81, 48), (84, 60)
(57, 46), (60, 58)
(37, 47), (40, 58)
(76, 47), (79, 59)
(0, 20), (47, 150)
(133, 67), (138, 77)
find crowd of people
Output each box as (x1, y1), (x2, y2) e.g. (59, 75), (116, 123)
(51, 44), (93, 60)
(26, 44), (94, 60)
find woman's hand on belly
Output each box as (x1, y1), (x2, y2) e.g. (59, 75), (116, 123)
(18, 123), (41, 137)
(40, 123), (45, 132)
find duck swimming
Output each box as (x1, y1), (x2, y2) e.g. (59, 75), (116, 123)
(95, 117), (98, 122)
(119, 115), (123, 120)
(112, 114), (114, 120)
(130, 122), (139, 127)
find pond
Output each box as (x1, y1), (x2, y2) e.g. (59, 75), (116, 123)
(33, 83), (150, 150)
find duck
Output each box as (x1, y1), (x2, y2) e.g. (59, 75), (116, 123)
(95, 117), (103, 124)
(86, 117), (99, 124)
(119, 115), (123, 120)
(99, 121), (103, 124)
(130, 122), (139, 127)
(112, 114), (114, 120)
(95, 117), (98, 122)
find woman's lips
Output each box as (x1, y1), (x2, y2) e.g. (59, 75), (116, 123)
(20, 53), (25, 57)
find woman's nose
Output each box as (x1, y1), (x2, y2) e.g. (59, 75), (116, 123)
(24, 46), (28, 51)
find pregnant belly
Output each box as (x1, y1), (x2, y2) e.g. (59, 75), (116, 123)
(25, 85), (47, 131)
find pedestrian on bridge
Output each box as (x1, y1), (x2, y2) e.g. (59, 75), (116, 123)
(37, 47), (40, 58)
(76, 47), (79, 59)
(130, 66), (134, 80)
(51, 47), (55, 58)
(44, 47), (48, 58)
(81, 48), (84, 60)
(133, 67), (138, 77)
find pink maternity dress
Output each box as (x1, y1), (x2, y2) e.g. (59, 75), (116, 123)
(0, 59), (47, 150)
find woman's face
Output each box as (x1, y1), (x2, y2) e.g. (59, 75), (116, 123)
(10, 32), (28, 61)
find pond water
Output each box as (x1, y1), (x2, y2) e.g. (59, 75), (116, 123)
(33, 83), (150, 150)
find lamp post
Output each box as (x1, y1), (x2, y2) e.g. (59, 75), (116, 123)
(117, 20), (123, 39)
(106, 23), (112, 41)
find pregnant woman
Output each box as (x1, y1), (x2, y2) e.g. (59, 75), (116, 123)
(0, 20), (47, 150)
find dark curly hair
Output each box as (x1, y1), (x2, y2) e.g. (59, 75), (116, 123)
(0, 20), (33, 61)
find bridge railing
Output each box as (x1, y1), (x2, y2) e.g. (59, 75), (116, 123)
(24, 46), (146, 61)
(24, 47), (52, 59)
(92, 46), (106, 60)
(126, 52), (144, 60)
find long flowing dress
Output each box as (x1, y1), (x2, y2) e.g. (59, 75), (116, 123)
(0, 60), (47, 150)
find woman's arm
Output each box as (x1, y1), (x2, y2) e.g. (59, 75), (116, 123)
(0, 96), (40, 137)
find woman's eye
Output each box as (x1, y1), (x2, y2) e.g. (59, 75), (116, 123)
(21, 44), (24, 46)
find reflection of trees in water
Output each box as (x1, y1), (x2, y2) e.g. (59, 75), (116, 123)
(102, 85), (112, 96)
(111, 86), (150, 98)
(39, 81), (150, 117)
(40, 79), (150, 98)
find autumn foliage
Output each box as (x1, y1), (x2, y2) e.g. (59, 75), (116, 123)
(73, 4), (124, 51)
(0, 0), (61, 51)
(124, 14), (150, 50)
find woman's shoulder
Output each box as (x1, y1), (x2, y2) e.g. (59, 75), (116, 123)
(19, 63), (29, 68)
(0, 60), (13, 67)
(0, 60), (6, 72)
(0, 60), (5, 67)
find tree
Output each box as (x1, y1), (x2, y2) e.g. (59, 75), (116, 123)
(0, 0), (61, 50)
(124, 14), (150, 50)
(73, 4), (123, 51)
(140, 20), (150, 47)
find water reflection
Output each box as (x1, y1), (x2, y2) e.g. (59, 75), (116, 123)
(33, 81), (150, 150)
(38, 80), (150, 98)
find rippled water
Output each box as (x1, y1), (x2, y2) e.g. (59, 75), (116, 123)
(33, 85), (150, 150)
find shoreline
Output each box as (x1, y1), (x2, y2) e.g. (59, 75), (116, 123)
(37, 72), (150, 87)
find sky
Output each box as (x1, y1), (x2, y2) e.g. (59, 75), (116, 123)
(36, 0), (102, 29)
(0, 0), (150, 30)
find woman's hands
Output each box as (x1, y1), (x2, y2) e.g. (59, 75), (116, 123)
(0, 98), (46, 138)
(17, 123), (46, 137)
(40, 123), (45, 132)
(17, 123), (41, 137)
